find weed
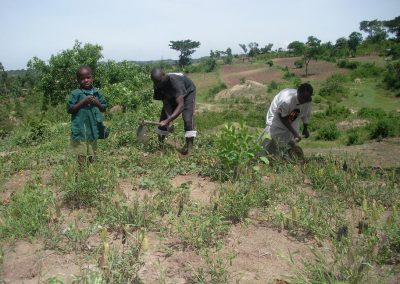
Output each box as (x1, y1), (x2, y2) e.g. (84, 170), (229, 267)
(0, 183), (55, 239)
(316, 122), (340, 141)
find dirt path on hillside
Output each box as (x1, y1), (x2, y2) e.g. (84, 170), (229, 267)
(304, 137), (400, 168)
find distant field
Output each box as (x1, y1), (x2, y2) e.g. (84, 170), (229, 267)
(220, 63), (282, 87)
(187, 71), (219, 92)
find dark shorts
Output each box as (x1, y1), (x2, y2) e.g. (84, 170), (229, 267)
(158, 90), (196, 133)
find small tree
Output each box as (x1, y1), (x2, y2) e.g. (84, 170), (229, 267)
(169, 39), (200, 69)
(248, 42), (260, 57)
(334, 37), (349, 58)
(348, 32), (363, 57)
(28, 40), (103, 108)
(238, 44), (248, 55)
(260, 43), (273, 54)
(223, 48), (233, 64)
(288, 37), (321, 77)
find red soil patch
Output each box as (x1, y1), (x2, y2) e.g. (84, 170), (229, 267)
(220, 64), (283, 87)
(171, 174), (218, 204)
(226, 222), (314, 283)
(1, 241), (80, 283)
(273, 57), (348, 81)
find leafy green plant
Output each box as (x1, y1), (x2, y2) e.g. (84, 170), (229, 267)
(319, 74), (348, 100)
(215, 124), (261, 179)
(0, 183), (55, 239)
(316, 122), (340, 141)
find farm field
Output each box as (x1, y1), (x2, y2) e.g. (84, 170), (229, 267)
(1, 47), (400, 283)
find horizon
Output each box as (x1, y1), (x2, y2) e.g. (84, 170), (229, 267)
(1, 0), (400, 70)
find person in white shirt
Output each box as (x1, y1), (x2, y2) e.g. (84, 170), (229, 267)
(263, 83), (313, 158)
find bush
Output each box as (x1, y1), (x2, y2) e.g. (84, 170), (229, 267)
(349, 62), (383, 79)
(357, 107), (386, 120)
(383, 61), (400, 93)
(267, 80), (278, 93)
(337, 59), (359, 69)
(294, 59), (303, 69)
(319, 74), (348, 98)
(346, 129), (365, 145)
(369, 119), (392, 140)
(215, 124), (261, 179)
(239, 77), (246, 84)
(185, 58), (217, 73)
(316, 123), (340, 141)
(266, 60), (273, 67)
(205, 82), (227, 100)
(313, 95), (322, 104)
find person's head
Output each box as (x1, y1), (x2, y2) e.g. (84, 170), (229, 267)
(76, 65), (93, 89)
(150, 68), (168, 87)
(297, 83), (313, 104)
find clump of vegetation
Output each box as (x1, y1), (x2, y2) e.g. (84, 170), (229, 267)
(316, 122), (340, 141)
(267, 80), (278, 93)
(346, 128), (366, 145)
(319, 74), (348, 101)
(204, 81), (227, 100)
(337, 59), (359, 69)
(0, 183), (55, 239)
(349, 62), (384, 79)
(294, 59), (303, 68)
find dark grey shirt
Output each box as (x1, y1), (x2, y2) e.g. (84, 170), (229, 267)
(153, 73), (196, 101)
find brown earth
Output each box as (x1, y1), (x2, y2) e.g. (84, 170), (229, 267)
(1, 241), (80, 283)
(273, 57), (348, 81)
(304, 137), (400, 168)
(220, 64), (283, 87)
(171, 173), (219, 205)
(215, 80), (267, 101)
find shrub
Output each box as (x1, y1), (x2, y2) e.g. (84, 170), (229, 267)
(369, 118), (392, 139)
(205, 82), (227, 100)
(349, 62), (383, 79)
(337, 59), (359, 69)
(383, 61), (400, 93)
(239, 77), (246, 84)
(319, 74), (348, 98)
(185, 58), (217, 73)
(266, 60), (274, 67)
(294, 59), (303, 68)
(313, 95), (322, 104)
(316, 122), (340, 141)
(346, 129), (365, 145)
(357, 107), (386, 120)
(267, 80), (278, 92)
(215, 124), (261, 179)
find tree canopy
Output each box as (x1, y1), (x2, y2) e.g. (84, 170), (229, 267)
(169, 40), (201, 68)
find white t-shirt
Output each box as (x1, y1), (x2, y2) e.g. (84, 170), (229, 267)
(265, 88), (311, 143)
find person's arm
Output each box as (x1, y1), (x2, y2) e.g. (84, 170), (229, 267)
(302, 123), (310, 138)
(279, 113), (301, 141)
(90, 93), (107, 112)
(162, 99), (174, 117)
(160, 96), (184, 127)
(67, 95), (91, 114)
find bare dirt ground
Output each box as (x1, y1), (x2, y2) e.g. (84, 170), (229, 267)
(220, 64), (283, 87)
(273, 57), (348, 81)
(215, 80), (267, 101)
(304, 137), (400, 168)
(2, 241), (80, 283)
(171, 173), (218, 205)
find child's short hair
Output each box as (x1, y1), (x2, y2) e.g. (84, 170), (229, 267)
(76, 65), (93, 79)
(297, 83), (313, 96)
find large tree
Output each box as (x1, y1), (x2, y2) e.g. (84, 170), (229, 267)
(334, 37), (349, 57)
(248, 42), (260, 57)
(360, 19), (387, 42)
(384, 16), (400, 39)
(169, 40), (200, 68)
(348, 32), (363, 57)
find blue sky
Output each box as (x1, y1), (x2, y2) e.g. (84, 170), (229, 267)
(1, 0), (399, 70)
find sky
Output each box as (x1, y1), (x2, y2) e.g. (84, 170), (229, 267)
(1, 0), (399, 70)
